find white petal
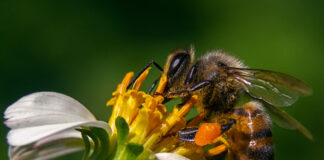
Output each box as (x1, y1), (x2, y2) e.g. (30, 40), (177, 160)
(34, 148), (82, 160)
(8, 130), (81, 158)
(155, 153), (190, 160)
(34, 130), (81, 148)
(7, 120), (110, 146)
(4, 92), (112, 160)
(9, 140), (83, 160)
(4, 92), (96, 129)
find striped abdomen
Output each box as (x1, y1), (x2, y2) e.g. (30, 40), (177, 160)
(226, 101), (274, 160)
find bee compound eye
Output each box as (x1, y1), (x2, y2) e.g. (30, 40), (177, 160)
(167, 53), (190, 77)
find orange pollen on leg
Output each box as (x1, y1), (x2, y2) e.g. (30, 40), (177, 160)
(194, 123), (222, 146)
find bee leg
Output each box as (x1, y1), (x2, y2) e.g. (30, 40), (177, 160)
(205, 144), (227, 157)
(163, 80), (212, 98)
(205, 131), (231, 157)
(194, 120), (235, 146)
(212, 136), (229, 147)
(190, 80), (212, 91)
(177, 127), (198, 142)
(127, 60), (164, 89)
(176, 119), (236, 146)
(146, 75), (161, 94)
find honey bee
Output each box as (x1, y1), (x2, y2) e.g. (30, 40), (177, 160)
(161, 47), (312, 160)
(128, 46), (312, 160)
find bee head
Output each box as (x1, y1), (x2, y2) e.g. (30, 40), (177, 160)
(164, 47), (194, 86)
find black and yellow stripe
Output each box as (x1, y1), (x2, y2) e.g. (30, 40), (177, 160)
(227, 101), (274, 160)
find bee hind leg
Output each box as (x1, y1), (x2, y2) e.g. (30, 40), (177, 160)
(177, 124), (230, 157)
(206, 144), (228, 157)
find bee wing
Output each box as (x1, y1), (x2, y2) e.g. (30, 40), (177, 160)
(264, 103), (313, 140)
(232, 68), (312, 107)
(235, 68), (312, 95)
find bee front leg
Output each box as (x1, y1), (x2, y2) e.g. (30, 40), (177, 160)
(127, 60), (164, 89)
(162, 80), (212, 98)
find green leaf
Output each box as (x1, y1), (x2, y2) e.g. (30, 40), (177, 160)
(90, 127), (110, 159)
(119, 143), (144, 160)
(77, 128), (99, 159)
(136, 149), (157, 160)
(114, 117), (130, 160)
(77, 117), (148, 160)
(120, 143), (144, 160)
(77, 129), (91, 160)
(113, 117), (146, 159)
(77, 127), (111, 160)
(115, 117), (129, 144)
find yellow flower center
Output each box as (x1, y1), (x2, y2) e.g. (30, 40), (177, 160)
(106, 68), (205, 159)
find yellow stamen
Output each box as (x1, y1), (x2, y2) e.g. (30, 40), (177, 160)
(107, 70), (206, 159)
(177, 95), (198, 117)
(143, 95), (197, 149)
(133, 68), (150, 91)
(155, 74), (167, 94)
(118, 72), (134, 95)
(173, 143), (205, 160)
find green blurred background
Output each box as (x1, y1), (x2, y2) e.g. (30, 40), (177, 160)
(1, 0), (323, 159)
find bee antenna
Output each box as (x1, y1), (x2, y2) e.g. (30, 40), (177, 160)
(127, 60), (163, 89)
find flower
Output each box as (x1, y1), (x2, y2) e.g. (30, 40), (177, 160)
(4, 68), (205, 160)
(106, 68), (205, 159)
(4, 91), (111, 160)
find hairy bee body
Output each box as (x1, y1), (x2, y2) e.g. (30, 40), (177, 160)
(164, 50), (245, 117)
(193, 51), (245, 110)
